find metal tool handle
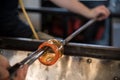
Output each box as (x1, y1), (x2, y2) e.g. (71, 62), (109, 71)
(8, 63), (22, 75)
(8, 47), (48, 78)
(8, 50), (39, 75)
(8, 63), (22, 80)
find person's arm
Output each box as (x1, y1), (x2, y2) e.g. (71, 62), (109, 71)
(50, 0), (110, 20)
(0, 55), (10, 80)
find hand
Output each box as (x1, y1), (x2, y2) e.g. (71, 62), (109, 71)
(12, 65), (28, 80)
(0, 55), (28, 80)
(0, 55), (9, 80)
(89, 5), (110, 20)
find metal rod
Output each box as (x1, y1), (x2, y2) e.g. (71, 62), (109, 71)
(62, 19), (96, 45)
(1, 37), (120, 60)
(8, 47), (49, 75)
(27, 47), (49, 65)
(20, 49), (41, 64)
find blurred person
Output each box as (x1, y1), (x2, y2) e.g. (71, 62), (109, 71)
(50, 0), (110, 20)
(0, 0), (110, 38)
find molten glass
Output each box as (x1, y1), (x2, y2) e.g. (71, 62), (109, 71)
(38, 39), (64, 66)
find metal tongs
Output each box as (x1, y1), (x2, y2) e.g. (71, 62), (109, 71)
(8, 47), (49, 75)
(9, 18), (96, 76)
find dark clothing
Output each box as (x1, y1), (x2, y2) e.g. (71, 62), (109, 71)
(0, 0), (32, 38)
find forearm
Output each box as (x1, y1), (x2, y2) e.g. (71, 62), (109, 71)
(50, 0), (91, 18)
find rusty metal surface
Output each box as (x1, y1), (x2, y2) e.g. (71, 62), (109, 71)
(0, 37), (120, 60)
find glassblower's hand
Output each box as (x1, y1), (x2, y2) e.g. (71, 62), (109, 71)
(0, 54), (28, 80)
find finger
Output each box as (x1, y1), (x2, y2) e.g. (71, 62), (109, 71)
(98, 17), (105, 21)
(13, 65), (28, 80)
(100, 6), (110, 17)
(20, 64), (28, 77)
(97, 10), (109, 20)
(101, 5), (110, 15)
(0, 55), (10, 69)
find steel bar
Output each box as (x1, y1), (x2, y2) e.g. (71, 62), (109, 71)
(8, 42), (49, 77)
(64, 43), (120, 60)
(0, 37), (120, 60)
(18, 7), (120, 17)
(18, 7), (77, 16)
(62, 19), (96, 45)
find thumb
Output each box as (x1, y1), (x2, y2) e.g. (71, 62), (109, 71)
(0, 66), (9, 80)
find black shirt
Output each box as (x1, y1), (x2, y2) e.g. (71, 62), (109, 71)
(0, 0), (32, 38)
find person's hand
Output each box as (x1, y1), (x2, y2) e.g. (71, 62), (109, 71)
(0, 54), (10, 80)
(12, 65), (28, 80)
(89, 5), (110, 21)
(0, 54), (28, 80)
